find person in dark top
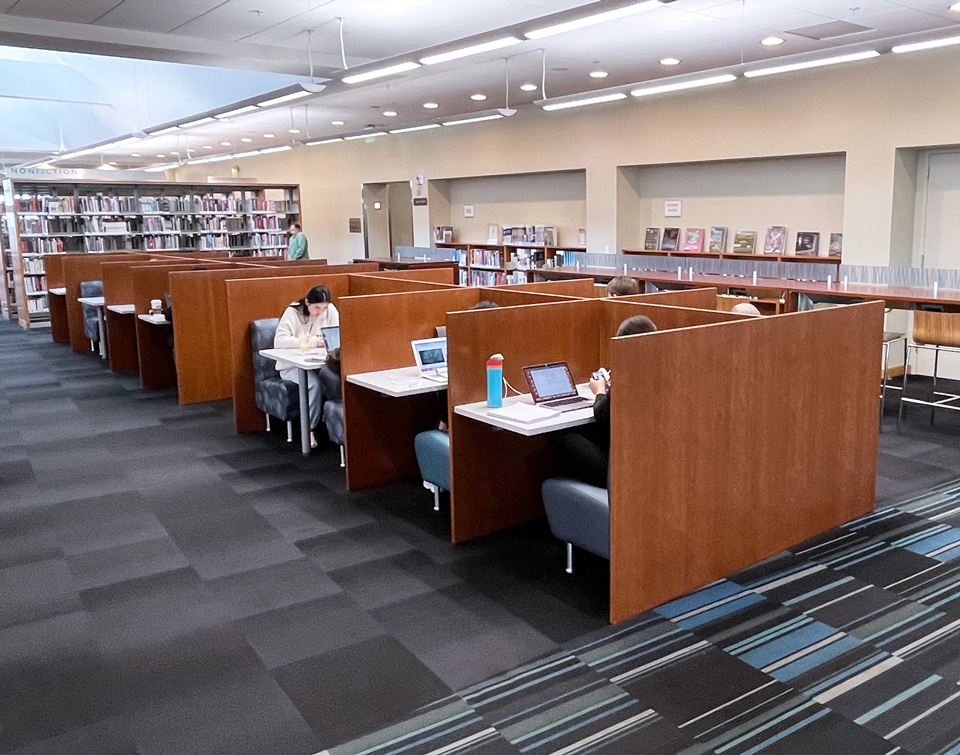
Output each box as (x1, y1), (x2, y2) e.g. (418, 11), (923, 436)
(550, 314), (657, 488)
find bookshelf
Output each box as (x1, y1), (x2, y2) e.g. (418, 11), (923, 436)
(621, 248), (842, 266)
(1, 179), (301, 328)
(436, 241), (587, 286)
(0, 209), (16, 320)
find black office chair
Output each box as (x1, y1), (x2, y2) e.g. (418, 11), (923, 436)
(250, 318), (300, 442)
(79, 280), (103, 352)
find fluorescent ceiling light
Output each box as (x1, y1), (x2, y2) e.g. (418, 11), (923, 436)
(342, 61), (421, 84)
(147, 126), (180, 136)
(344, 132), (388, 140)
(259, 146), (293, 154)
(186, 158), (212, 165)
(257, 90), (312, 107)
(892, 34), (960, 54)
(215, 105), (258, 119)
(525, 0), (662, 39)
(420, 36), (521, 65)
(207, 154), (235, 163)
(179, 117), (215, 129)
(542, 92), (627, 111)
(442, 114), (504, 126)
(232, 150), (260, 159)
(389, 124), (442, 134)
(630, 73), (736, 97)
(305, 138), (344, 146)
(332, 120), (345, 125)
(744, 50), (879, 77)
(144, 164), (178, 173)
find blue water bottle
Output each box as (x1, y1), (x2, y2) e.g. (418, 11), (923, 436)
(486, 353), (503, 408)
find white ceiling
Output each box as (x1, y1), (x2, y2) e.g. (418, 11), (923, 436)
(3, 0), (960, 169)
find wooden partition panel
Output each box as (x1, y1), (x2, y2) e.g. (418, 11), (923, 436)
(62, 253), (151, 353)
(477, 288), (580, 307)
(46, 254), (69, 343)
(347, 276), (455, 297)
(499, 278), (597, 297)
(338, 288), (480, 490)
(446, 300), (602, 543)
(224, 274), (353, 434)
(170, 263), (371, 404)
(361, 267), (458, 285)
(618, 287), (719, 309)
(608, 302), (884, 622)
(45, 255), (66, 289)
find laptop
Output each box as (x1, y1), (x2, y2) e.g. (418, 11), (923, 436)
(411, 337), (448, 382)
(321, 326), (340, 351)
(522, 362), (594, 411)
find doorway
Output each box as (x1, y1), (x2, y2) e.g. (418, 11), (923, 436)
(361, 181), (414, 258)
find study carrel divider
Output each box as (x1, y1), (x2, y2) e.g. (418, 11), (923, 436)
(444, 298), (753, 546)
(43, 254), (70, 343)
(608, 301), (883, 622)
(338, 287), (590, 491)
(169, 262), (377, 405)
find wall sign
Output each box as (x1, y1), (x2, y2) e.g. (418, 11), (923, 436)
(413, 197), (427, 206)
(349, 218), (362, 233)
(464, 204), (475, 218)
(664, 200), (682, 217)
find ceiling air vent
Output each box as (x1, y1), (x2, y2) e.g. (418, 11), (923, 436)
(787, 21), (873, 41)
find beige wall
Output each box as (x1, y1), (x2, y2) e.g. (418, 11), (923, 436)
(174, 46), (960, 269)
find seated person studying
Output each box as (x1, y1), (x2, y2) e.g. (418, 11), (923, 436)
(606, 275), (640, 297)
(273, 285), (340, 448)
(551, 315), (657, 488)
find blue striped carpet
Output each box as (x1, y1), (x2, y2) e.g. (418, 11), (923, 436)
(325, 480), (960, 755)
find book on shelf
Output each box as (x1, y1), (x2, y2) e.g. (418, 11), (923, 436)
(434, 226), (454, 244)
(682, 228), (704, 253)
(509, 247), (545, 270)
(709, 227), (728, 253)
(644, 228), (659, 250)
(829, 233), (843, 258)
(795, 231), (820, 256)
(578, 228), (586, 247)
(470, 248), (503, 268)
(661, 228), (680, 252)
(732, 231), (757, 254)
(763, 226), (787, 255)
(487, 224), (500, 243)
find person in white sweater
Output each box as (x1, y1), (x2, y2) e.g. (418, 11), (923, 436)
(274, 285), (340, 447)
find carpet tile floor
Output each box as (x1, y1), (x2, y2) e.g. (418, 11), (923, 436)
(2, 321), (960, 754)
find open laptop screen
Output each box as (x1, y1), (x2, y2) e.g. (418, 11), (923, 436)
(412, 337), (448, 373)
(523, 362), (578, 403)
(321, 326), (340, 351)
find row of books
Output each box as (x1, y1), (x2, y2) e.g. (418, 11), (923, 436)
(250, 233), (287, 248)
(197, 217), (246, 232)
(24, 275), (46, 294)
(509, 248), (547, 270)
(470, 248), (503, 268)
(18, 215), (288, 235)
(20, 238), (69, 254)
(86, 237), (135, 252)
(503, 225), (557, 246)
(469, 270), (507, 286)
(644, 226), (843, 257)
(197, 234), (245, 250)
(22, 257), (45, 274)
(25, 298), (47, 314)
(12, 195), (298, 215)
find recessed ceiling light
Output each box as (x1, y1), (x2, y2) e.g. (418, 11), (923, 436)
(470, 93), (487, 101)
(589, 70), (608, 78)
(423, 102), (439, 109)
(130, 153), (140, 157)
(288, 128), (301, 134)
(108, 161), (118, 166)
(241, 137), (253, 143)
(950, 2), (960, 10)
(520, 83), (538, 92)
(383, 110), (398, 117)
(660, 57), (681, 66)
(761, 36), (785, 46)
(263, 133), (275, 138)
(221, 141), (231, 146)
(202, 145), (213, 149)
(331, 120), (345, 125)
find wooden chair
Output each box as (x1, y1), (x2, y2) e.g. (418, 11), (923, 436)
(897, 310), (960, 429)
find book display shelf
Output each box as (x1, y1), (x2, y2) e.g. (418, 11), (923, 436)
(1, 179), (300, 328)
(621, 247), (842, 266)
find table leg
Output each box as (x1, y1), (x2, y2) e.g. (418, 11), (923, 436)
(297, 367), (310, 455)
(97, 309), (107, 360)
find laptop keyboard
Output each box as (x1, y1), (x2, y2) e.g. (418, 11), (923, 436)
(543, 396), (591, 408)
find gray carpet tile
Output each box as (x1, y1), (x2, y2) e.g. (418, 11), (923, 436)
(0, 320), (958, 754)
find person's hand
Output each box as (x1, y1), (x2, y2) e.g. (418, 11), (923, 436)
(589, 376), (607, 395)
(313, 335), (324, 349)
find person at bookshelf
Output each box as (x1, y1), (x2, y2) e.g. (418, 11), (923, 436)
(606, 276), (640, 297)
(550, 314), (657, 488)
(274, 285), (339, 448)
(287, 222), (308, 261)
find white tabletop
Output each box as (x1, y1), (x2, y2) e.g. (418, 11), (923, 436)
(78, 296), (105, 307)
(454, 384), (596, 436)
(138, 313), (170, 325)
(346, 365), (447, 397)
(49, 287), (67, 296)
(106, 304), (136, 314)
(258, 348), (328, 370)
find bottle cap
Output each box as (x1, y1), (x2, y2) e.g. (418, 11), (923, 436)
(486, 353), (503, 368)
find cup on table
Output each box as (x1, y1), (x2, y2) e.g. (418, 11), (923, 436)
(150, 299), (162, 314)
(298, 331), (311, 354)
